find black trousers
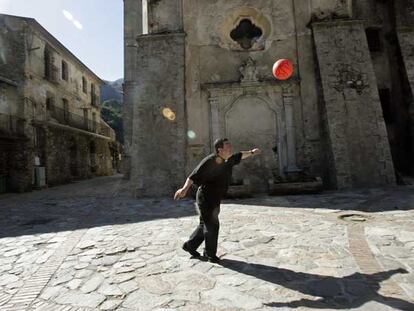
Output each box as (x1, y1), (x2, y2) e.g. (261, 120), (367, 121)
(186, 202), (220, 257)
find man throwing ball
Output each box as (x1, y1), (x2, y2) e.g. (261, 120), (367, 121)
(174, 138), (261, 263)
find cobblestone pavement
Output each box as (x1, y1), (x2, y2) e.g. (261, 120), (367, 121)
(0, 175), (413, 311)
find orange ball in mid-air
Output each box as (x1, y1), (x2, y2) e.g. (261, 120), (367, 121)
(272, 59), (294, 80)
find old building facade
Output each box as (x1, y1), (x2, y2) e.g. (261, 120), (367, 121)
(124, 0), (414, 197)
(0, 14), (119, 193)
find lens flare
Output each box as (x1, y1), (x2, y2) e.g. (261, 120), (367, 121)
(62, 10), (73, 21)
(162, 108), (176, 121)
(187, 130), (196, 140)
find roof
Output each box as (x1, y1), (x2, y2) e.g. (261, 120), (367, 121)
(0, 13), (104, 84)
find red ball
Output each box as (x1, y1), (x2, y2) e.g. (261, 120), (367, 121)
(272, 59), (294, 80)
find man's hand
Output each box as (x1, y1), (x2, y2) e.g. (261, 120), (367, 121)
(174, 188), (187, 200)
(174, 178), (194, 200)
(241, 148), (261, 160)
(251, 148), (261, 155)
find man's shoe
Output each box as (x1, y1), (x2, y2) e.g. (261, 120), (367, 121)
(182, 242), (200, 257)
(203, 252), (220, 263)
(207, 255), (220, 263)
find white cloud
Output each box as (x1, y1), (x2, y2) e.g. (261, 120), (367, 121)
(62, 9), (73, 21)
(73, 20), (83, 30)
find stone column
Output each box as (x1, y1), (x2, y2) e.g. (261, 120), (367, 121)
(282, 86), (300, 173)
(208, 94), (220, 147)
(123, 0), (142, 178)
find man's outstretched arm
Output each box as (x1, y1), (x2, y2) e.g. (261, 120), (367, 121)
(174, 178), (194, 200)
(241, 148), (261, 160)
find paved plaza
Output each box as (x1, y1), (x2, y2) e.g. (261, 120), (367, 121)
(0, 175), (413, 310)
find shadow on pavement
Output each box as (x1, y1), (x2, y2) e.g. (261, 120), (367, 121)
(226, 185), (414, 213)
(0, 176), (197, 238)
(219, 259), (413, 310)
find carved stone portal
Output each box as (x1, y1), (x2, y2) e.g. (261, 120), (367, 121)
(205, 79), (299, 193)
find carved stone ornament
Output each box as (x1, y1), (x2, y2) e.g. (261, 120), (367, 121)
(239, 57), (259, 83)
(330, 64), (368, 95)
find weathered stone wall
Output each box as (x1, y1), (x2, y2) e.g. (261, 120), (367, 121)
(46, 126), (114, 186)
(0, 14), (118, 192)
(352, 0), (414, 177)
(123, 0), (142, 178)
(0, 84), (19, 116)
(124, 0), (412, 195)
(148, 0), (182, 33)
(183, 0), (325, 183)
(313, 20), (395, 188)
(130, 33), (186, 196)
(0, 16), (25, 85)
(0, 139), (32, 192)
(24, 25), (102, 123)
(395, 0), (414, 175)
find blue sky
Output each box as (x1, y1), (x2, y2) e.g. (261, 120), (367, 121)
(0, 0), (123, 81)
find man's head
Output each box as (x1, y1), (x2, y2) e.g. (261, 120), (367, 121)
(214, 138), (232, 158)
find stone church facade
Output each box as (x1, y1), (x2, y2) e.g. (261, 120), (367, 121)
(124, 0), (414, 197)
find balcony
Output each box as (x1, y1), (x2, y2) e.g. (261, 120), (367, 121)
(47, 104), (112, 138)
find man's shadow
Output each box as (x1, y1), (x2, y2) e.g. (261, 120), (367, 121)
(219, 259), (413, 310)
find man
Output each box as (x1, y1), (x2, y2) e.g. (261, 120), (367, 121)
(174, 138), (261, 263)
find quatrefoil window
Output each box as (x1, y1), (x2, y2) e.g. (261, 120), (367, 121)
(230, 19), (263, 50)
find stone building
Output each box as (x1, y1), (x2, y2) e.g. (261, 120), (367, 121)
(124, 0), (414, 197)
(0, 14), (119, 193)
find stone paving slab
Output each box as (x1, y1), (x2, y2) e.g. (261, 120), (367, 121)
(0, 175), (413, 310)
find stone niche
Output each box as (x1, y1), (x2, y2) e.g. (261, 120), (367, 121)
(203, 58), (300, 194)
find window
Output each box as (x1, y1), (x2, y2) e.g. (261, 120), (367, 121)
(91, 83), (97, 106)
(62, 98), (69, 123)
(366, 28), (382, 52)
(230, 19), (263, 50)
(44, 49), (51, 79)
(82, 76), (87, 93)
(44, 48), (56, 82)
(83, 109), (89, 130)
(61, 60), (69, 81)
(92, 112), (97, 132)
(46, 96), (54, 110)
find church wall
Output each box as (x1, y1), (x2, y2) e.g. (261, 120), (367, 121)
(183, 0), (326, 184)
(124, 0), (412, 196)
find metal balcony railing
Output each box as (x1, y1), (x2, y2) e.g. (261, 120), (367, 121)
(47, 104), (112, 137)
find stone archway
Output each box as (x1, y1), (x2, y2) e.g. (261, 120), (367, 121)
(225, 96), (279, 192)
(205, 78), (299, 194)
